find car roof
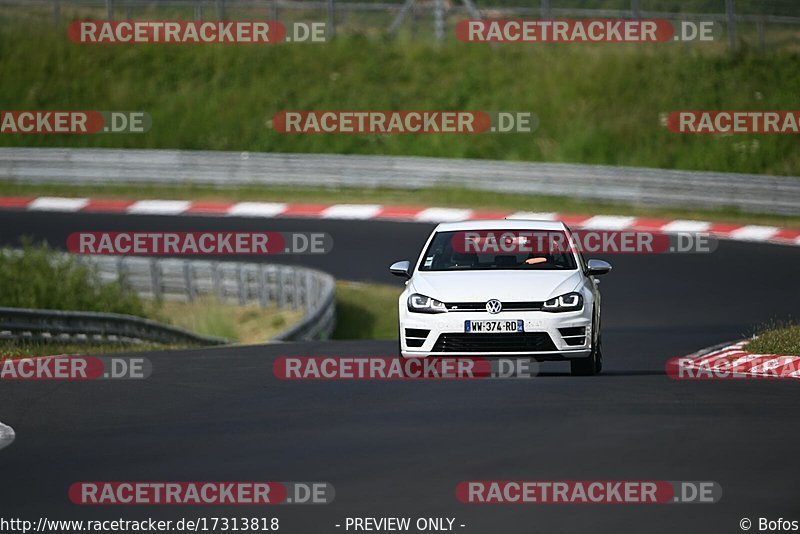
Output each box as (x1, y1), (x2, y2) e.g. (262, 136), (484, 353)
(434, 219), (569, 232)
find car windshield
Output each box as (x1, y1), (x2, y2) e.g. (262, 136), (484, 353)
(418, 230), (578, 271)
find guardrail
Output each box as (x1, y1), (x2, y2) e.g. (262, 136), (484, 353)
(2, 147), (798, 215)
(0, 253), (337, 345)
(0, 306), (229, 345)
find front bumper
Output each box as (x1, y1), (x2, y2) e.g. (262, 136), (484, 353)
(399, 309), (593, 359)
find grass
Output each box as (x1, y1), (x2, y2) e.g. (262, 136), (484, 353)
(148, 296), (303, 343)
(1, 23), (800, 175)
(747, 324), (800, 356)
(0, 342), (179, 359)
(2, 181), (799, 228)
(333, 281), (401, 340)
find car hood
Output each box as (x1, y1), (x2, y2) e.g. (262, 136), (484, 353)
(410, 270), (583, 302)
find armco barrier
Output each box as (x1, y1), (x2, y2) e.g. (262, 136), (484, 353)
(0, 252), (337, 344)
(0, 306), (229, 346)
(1, 148), (798, 215)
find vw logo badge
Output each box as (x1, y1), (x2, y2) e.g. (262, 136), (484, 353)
(485, 299), (502, 314)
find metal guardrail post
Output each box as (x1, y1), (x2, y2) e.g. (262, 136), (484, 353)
(183, 262), (194, 302)
(306, 275), (313, 311)
(149, 258), (162, 300)
(434, 0), (444, 41)
(540, 0), (550, 19)
(258, 265), (269, 308)
(304, 272), (312, 309)
(212, 262), (223, 302)
(327, 0), (336, 38)
(291, 270), (300, 310)
(277, 267), (286, 307)
(726, 0), (736, 50)
(116, 256), (127, 292)
(106, 0), (114, 20)
(237, 264), (246, 306)
(631, 0), (640, 20)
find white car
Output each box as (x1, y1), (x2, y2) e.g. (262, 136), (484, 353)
(390, 220), (612, 376)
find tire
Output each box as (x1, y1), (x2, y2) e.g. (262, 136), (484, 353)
(570, 315), (602, 376)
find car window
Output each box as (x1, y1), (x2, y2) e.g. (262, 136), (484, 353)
(418, 230), (578, 271)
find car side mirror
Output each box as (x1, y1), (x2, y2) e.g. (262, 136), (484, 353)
(586, 259), (612, 276)
(390, 260), (412, 278)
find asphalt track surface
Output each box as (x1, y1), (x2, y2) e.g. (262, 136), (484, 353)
(0, 210), (798, 534)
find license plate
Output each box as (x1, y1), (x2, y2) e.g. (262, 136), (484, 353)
(465, 320), (524, 333)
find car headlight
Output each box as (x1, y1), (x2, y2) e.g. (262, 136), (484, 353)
(542, 292), (583, 312)
(407, 293), (448, 314)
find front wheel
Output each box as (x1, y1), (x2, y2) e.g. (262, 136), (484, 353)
(570, 319), (602, 376)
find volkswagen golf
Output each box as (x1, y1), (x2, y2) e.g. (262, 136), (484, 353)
(390, 220), (612, 376)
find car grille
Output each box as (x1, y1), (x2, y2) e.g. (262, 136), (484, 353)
(431, 332), (557, 353)
(444, 301), (544, 312)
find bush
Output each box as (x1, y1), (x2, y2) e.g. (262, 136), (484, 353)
(0, 241), (147, 316)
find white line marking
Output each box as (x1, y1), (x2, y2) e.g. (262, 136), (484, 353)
(579, 215), (637, 230)
(660, 220), (712, 233)
(127, 200), (191, 215)
(10, 196), (800, 248)
(28, 197), (89, 212)
(728, 225), (780, 242)
(226, 202), (287, 218)
(0, 422), (15, 451)
(693, 350), (747, 367)
(414, 207), (473, 222)
(321, 204), (383, 220)
(506, 211), (557, 220)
